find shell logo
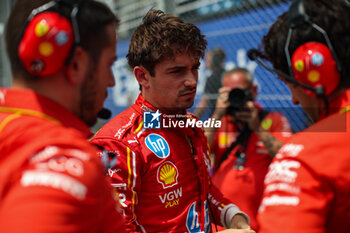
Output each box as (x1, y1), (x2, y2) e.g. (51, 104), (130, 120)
(157, 161), (178, 189)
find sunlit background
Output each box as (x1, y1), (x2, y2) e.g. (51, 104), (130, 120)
(0, 0), (309, 132)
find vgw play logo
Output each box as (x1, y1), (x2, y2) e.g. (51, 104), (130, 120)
(143, 110), (221, 129)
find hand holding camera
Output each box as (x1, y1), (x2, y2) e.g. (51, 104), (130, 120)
(211, 86), (232, 120)
(214, 87), (260, 132)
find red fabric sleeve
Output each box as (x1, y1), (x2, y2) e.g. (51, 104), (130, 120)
(258, 156), (331, 233)
(0, 147), (127, 233)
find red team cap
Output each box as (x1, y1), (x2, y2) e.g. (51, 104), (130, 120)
(292, 42), (340, 96)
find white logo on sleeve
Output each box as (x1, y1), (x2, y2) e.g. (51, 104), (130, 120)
(265, 160), (300, 184)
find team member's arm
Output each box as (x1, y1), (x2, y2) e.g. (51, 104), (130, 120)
(91, 138), (144, 232)
(0, 146), (126, 233)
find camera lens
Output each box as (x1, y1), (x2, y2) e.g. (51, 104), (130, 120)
(227, 88), (253, 114)
(229, 88), (247, 109)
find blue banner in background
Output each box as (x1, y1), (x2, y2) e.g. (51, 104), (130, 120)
(106, 2), (309, 132)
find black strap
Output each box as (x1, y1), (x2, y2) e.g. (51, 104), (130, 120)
(215, 110), (269, 171)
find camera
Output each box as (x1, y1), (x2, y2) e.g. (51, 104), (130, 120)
(227, 88), (253, 115)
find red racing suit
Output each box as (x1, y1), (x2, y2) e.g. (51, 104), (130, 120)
(0, 88), (126, 233)
(91, 94), (248, 233)
(258, 89), (350, 233)
(211, 108), (292, 231)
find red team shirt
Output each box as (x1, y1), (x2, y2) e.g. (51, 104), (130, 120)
(0, 88), (126, 233)
(258, 90), (350, 233)
(91, 94), (248, 233)
(211, 108), (292, 231)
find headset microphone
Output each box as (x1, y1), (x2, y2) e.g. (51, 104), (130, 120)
(97, 108), (112, 120)
(247, 48), (325, 96)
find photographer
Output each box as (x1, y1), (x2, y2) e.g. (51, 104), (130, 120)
(205, 67), (292, 231)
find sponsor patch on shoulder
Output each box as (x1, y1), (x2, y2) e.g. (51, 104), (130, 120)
(145, 134), (170, 158)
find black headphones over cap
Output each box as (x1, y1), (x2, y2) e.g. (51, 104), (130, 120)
(248, 0), (341, 97)
(18, 0), (82, 76)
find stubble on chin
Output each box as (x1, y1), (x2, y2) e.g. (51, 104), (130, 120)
(79, 66), (99, 127)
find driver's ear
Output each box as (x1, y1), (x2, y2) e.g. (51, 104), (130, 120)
(134, 66), (151, 89)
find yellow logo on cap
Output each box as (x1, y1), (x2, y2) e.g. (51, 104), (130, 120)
(307, 70), (320, 83)
(39, 42), (53, 56)
(35, 20), (49, 37)
(294, 60), (304, 72)
(261, 118), (273, 130)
